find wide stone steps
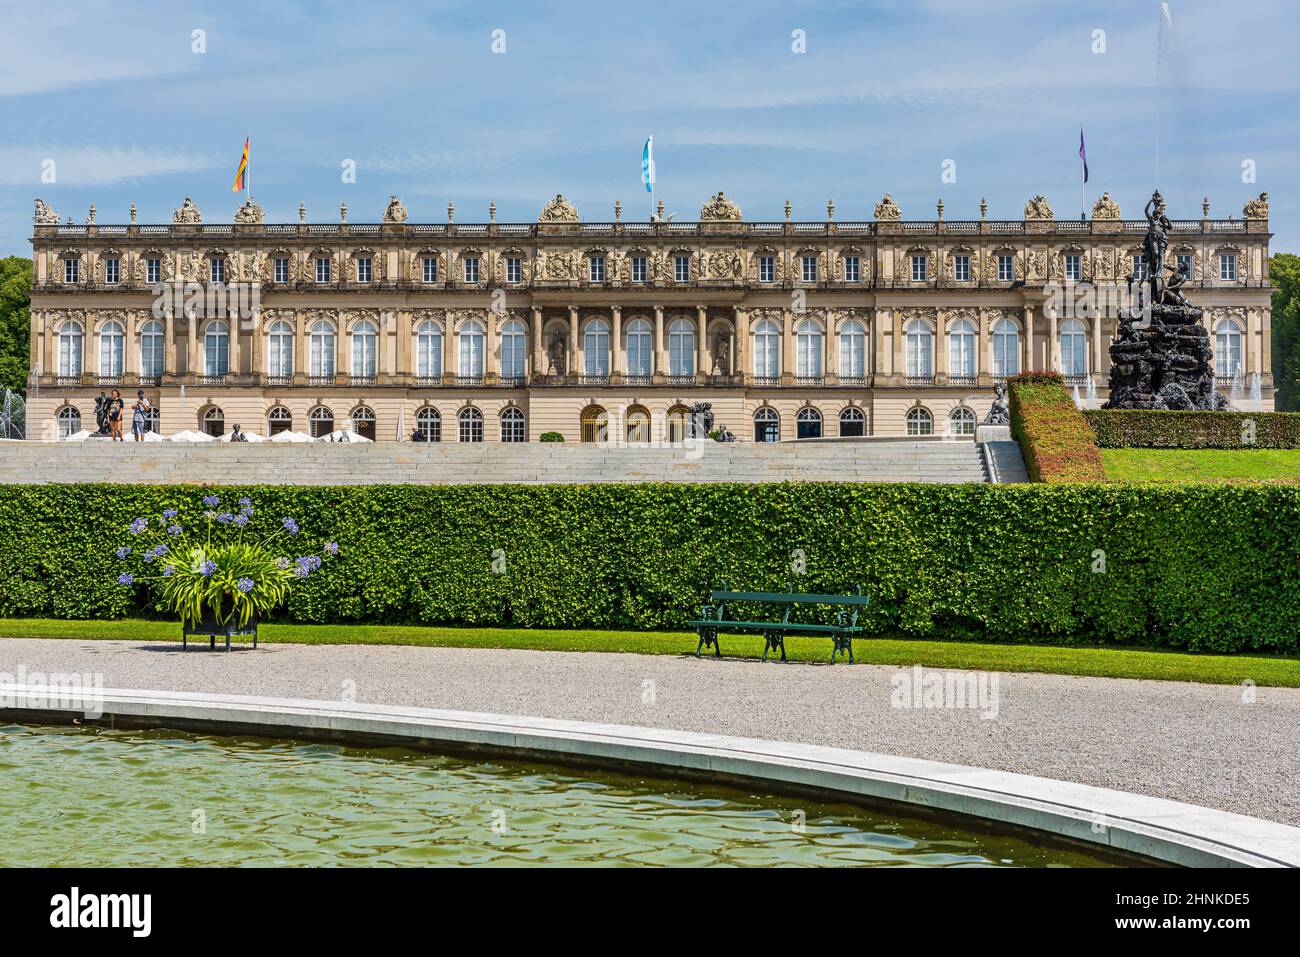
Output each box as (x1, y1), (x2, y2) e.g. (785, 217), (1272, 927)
(0, 438), (1001, 486)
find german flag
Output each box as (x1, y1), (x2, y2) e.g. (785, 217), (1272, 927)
(232, 136), (249, 192)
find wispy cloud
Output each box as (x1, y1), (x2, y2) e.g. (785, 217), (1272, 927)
(0, 146), (214, 188)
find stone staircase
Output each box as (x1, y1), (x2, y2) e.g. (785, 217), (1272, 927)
(0, 437), (1024, 485)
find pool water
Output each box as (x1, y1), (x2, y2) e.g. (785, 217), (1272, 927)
(0, 724), (1125, 867)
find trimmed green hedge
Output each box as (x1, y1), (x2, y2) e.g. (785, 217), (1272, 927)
(1008, 373), (1105, 482)
(1085, 409), (1300, 449)
(2, 483), (1298, 654)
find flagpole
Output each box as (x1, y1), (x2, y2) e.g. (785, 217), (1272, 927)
(246, 131), (251, 202)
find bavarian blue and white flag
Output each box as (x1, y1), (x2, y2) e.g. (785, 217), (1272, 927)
(641, 134), (655, 193)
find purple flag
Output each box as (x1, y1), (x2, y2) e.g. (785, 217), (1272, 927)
(1079, 127), (1089, 183)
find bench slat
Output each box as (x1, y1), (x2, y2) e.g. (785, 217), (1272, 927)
(687, 620), (862, 634)
(711, 591), (870, 605)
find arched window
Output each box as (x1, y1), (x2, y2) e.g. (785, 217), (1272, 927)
(202, 405), (226, 437)
(144, 405), (161, 434)
(415, 406), (441, 442)
(580, 404), (608, 443)
(351, 405), (376, 441)
(626, 406), (651, 444)
(351, 319), (377, 378)
(267, 320), (294, 378)
(309, 405), (334, 438)
(992, 318), (1020, 378)
(267, 406), (292, 436)
(904, 319), (933, 378)
(839, 406), (865, 437)
(668, 318), (695, 376)
(309, 320), (335, 377)
(839, 319), (866, 378)
(500, 406), (525, 442)
(796, 406), (822, 439)
(139, 320), (164, 379)
(795, 320), (823, 378)
(753, 319), (781, 378)
(905, 407), (933, 436)
(666, 405), (689, 443)
(415, 320), (443, 380)
(203, 320), (229, 376)
(458, 405), (484, 442)
(583, 319), (610, 376)
(98, 320), (125, 378)
(948, 406), (977, 436)
(458, 319), (485, 378)
(947, 318), (976, 378)
(1060, 319), (1088, 376)
(57, 406), (81, 438)
(58, 321), (84, 377)
(753, 406), (780, 443)
(626, 318), (653, 376)
(500, 319), (527, 380)
(1215, 320), (1244, 379)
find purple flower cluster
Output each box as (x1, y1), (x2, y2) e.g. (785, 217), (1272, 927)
(168, 524), (183, 536)
(275, 557), (292, 570)
(233, 513), (250, 528)
(116, 546), (131, 559)
(117, 573), (134, 586)
(215, 512), (235, 524)
(282, 517), (299, 535)
(293, 555), (323, 578)
(203, 494), (220, 508)
(129, 517), (148, 536)
(163, 508), (178, 520)
(143, 543), (169, 562)
(162, 566), (176, 577)
(199, 560), (217, 578)
(236, 577), (255, 594)
(324, 541), (340, 556)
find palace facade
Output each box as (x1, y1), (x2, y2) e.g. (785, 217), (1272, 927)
(25, 190), (1275, 443)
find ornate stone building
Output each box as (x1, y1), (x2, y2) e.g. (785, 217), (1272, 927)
(25, 190), (1274, 443)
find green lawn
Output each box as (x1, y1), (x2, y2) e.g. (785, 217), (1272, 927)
(1102, 448), (1300, 483)
(3, 618), (1298, 687)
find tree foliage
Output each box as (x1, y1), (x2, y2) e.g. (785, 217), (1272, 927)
(1270, 253), (1300, 411)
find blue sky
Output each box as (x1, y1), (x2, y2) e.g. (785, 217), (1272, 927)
(0, 0), (1294, 254)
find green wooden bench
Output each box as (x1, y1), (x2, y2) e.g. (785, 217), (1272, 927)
(686, 583), (870, 663)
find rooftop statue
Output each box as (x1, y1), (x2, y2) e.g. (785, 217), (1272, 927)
(172, 197), (202, 224)
(234, 199), (264, 224)
(700, 191), (742, 221)
(33, 199), (60, 225)
(1091, 192), (1121, 220)
(1024, 194), (1054, 221)
(873, 194), (901, 222)
(383, 195), (408, 224)
(538, 194), (579, 223)
(1243, 192), (1269, 220)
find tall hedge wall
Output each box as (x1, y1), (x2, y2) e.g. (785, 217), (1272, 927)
(1008, 373), (1105, 482)
(1, 483), (1297, 654)
(1084, 409), (1300, 449)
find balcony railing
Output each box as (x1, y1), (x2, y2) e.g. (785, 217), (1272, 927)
(946, 374), (978, 387)
(266, 375), (292, 388)
(837, 375), (869, 387)
(749, 375), (781, 387)
(577, 374), (609, 386)
(904, 375), (935, 387)
(497, 375), (526, 388)
(793, 375), (825, 387)
(349, 375), (377, 388)
(413, 375), (443, 387)
(624, 374), (653, 387)
(195, 374), (228, 387)
(97, 375), (124, 386)
(306, 375), (335, 387)
(665, 374), (696, 386)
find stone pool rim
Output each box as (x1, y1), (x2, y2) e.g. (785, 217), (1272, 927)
(3, 686), (1296, 868)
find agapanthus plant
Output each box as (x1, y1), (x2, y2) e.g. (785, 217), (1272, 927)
(114, 494), (339, 630)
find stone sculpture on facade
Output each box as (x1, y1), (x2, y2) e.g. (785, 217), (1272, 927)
(383, 195), (408, 224)
(546, 332), (568, 375)
(982, 379), (1010, 425)
(873, 194), (901, 222)
(1243, 192), (1269, 220)
(1091, 192), (1121, 220)
(172, 197), (202, 224)
(33, 199), (60, 225)
(700, 192), (742, 221)
(1103, 190), (1228, 411)
(538, 194), (579, 223)
(234, 199), (265, 224)
(711, 333), (731, 375)
(1024, 194), (1054, 221)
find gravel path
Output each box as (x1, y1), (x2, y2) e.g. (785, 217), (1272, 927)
(3, 638), (1298, 825)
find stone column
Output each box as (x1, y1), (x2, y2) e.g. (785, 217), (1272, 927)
(228, 316), (241, 377)
(1245, 307), (1257, 375)
(696, 305), (707, 377)
(123, 314), (138, 378)
(654, 305), (665, 375)
(444, 315), (456, 378)
(892, 309), (904, 378)
(569, 306), (581, 375)
(334, 316), (346, 380)
(935, 313), (948, 377)
(781, 308), (795, 381)
(978, 308), (991, 377)
(392, 310), (406, 382)
(250, 313), (264, 380)
(735, 307), (750, 378)
(188, 313), (202, 377)
(294, 311), (307, 382)
(823, 313), (835, 379)
(611, 306), (623, 375)
(1023, 305), (1034, 373)
(83, 316), (96, 379)
(486, 310), (499, 380)
(1262, 307), (1273, 375)
(1091, 317), (1102, 377)
(531, 306), (543, 375)
(1047, 305), (1058, 372)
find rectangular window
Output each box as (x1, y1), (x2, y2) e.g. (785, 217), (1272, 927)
(1176, 254), (1193, 279)
(210, 258), (225, 284)
(998, 254), (1014, 282)
(954, 255), (970, 282)
(357, 257), (372, 283)
(844, 255), (860, 283)
(274, 258), (289, 283)
(315, 257), (330, 283)
(674, 254), (690, 283)
(146, 258), (161, 284)
(1065, 255), (1081, 281)
(1220, 254), (1237, 281)
(759, 256), (775, 283)
(589, 255), (605, 282)
(802, 255), (818, 283)
(104, 258), (120, 284)
(463, 256), (479, 283)
(64, 259), (79, 283)
(1132, 255), (1147, 281)
(911, 255), (927, 282)
(631, 255), (647, 283)
(506, 257), (521, 284)
(422, 256), (438, 284)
